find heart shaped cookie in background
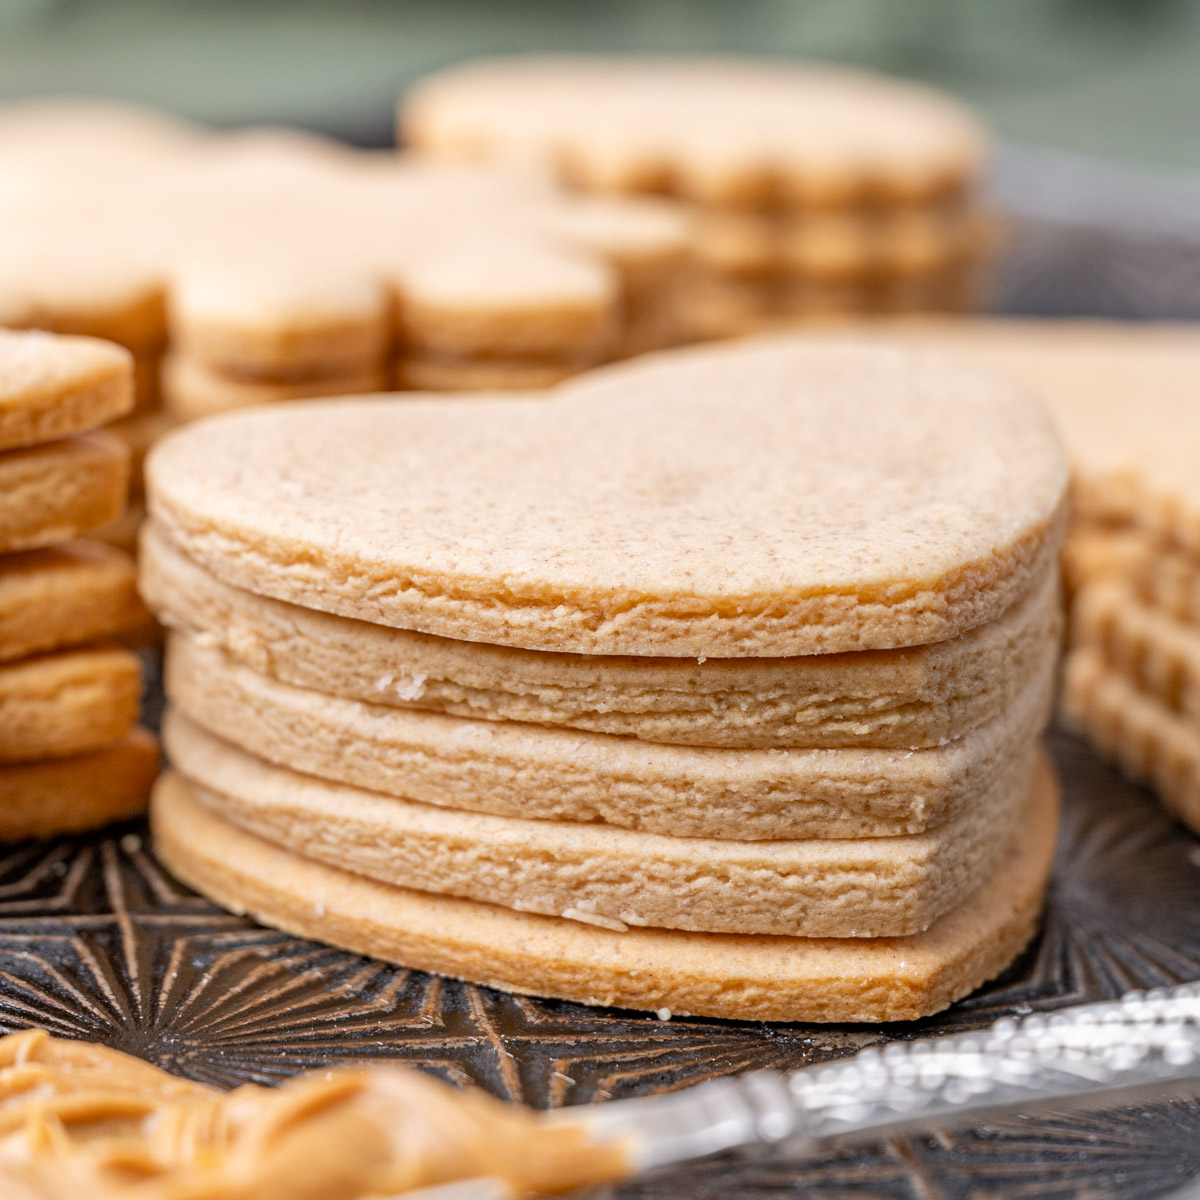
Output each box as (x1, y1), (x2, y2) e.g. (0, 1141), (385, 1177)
(749, 318), (1200, 836)
(142, 338), (1068, 1022)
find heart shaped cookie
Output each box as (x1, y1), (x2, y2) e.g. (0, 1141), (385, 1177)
(146, 340), (1067, 658)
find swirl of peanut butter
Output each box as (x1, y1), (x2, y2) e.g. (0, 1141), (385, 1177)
(0, 1030), (628, 1198)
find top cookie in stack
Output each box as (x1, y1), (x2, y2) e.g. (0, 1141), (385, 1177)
(0, 330), (157, 839)
(144, 340), (1067, 1023)
(403, 57), (989, 337)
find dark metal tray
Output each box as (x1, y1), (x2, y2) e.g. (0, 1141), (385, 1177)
(1, 721), (1198, 1198)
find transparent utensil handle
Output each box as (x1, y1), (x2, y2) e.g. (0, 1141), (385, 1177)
(577, 982), (1200, 1171)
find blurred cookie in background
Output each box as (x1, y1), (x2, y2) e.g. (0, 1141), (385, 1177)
(403, 56), (991, 336)
(0, 100), (694, 423)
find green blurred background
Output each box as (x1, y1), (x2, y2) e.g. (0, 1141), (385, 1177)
(0, 0), (1198, 167)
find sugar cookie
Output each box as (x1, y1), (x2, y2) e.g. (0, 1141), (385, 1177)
(152, 752), (1057, 1023)
(145, 342), (1068, 658)
(164, 632), (1053, 841)
(0, 541), (143, 663)
(0, 432), (129, 554)
(143, 524), (1060, 751)
(0, 330), (133, 452)
(403, 57), (985, 207)
(1063, 648), (1200, 835)
(0, 642), (141, 762)
(0, 729), (157, 839)
(166, 712), (1037, 939)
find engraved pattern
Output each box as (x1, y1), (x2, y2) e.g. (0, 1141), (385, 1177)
(0, 729), (1197, 1197)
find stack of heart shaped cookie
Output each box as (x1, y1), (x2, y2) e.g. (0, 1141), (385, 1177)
(857, 319), (1200, 837)
(143, 339), (1067, 1022)
(0, 331), (157, 838)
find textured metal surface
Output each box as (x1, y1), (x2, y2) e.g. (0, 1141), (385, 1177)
(0, 728), (1197, 1196)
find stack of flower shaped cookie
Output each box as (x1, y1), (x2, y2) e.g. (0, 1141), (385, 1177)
(0, 330), (156, 839)
(143, 341), (1067, 1023)
(403, 57), (990, 338)
(0, 104), (185, 552)
(0, 99), (691, 420)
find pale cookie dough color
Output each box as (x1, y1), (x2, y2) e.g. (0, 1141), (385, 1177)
(0, 329), (134, 451)
(142, 524), (1061, 751)
(0, 728), (157, 839)
(0, 432), (130, 554)
(0, 642), (142, 762)
(1064, 645), (1200, 836)
(404, 57), (985, 206)
(164, 712), (1038, 939)
(152, 753), (1058, 1024)
(164, 631), (1053, 840)
(857, 319), (1200, 552)
(0, 541), (143, 663)
(146, 342), (1068, 657)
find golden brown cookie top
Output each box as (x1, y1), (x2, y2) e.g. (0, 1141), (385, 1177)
(404, 56), (987, 207)
(0, 329), (133, 451)
(146, 339), (1067, 657)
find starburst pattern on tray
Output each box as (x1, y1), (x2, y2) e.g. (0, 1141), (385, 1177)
(0, 729), (1196, 1197)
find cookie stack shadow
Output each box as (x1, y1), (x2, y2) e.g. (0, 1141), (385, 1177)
(0, 331), (157, 839)
(143, 341), (1068, 1023)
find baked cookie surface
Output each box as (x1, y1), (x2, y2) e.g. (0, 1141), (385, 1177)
(0, 541), (142, 663)
(0, 641), (141, 762)
(0, 728), (157, 839)
(0, 329), (133, 451)
(403, 57), (986, 207)
(0, 432), (129, 554)
(146, 342), (1068, 657)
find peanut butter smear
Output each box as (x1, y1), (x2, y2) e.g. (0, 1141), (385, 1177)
(0, 1029), (630, 1198)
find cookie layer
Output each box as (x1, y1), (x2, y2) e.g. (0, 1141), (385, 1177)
(404, 57), (986, 208)
(0, 109), (687, 392)
(0, 642), (141, 762)
(0, 728), (157, 839)
(0, 541), (143, 663)
(146, 342), (1068, 657)
(1064, 527), (1200, 625)
(393, 356), (579, 393)
(167, 712), (1036, 938)
(0, 330), (134, 452)
(106, 410), (176, 500)
(152, 752), (1057, 1023)
(144, 524), (1060, 750)
(165, 631), (1053, 840)
(1063, 648), (1200, 836)
(0, 432), (130, 554)
(162, 355), (385, 421)
(1073, 580), (1200, 722)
